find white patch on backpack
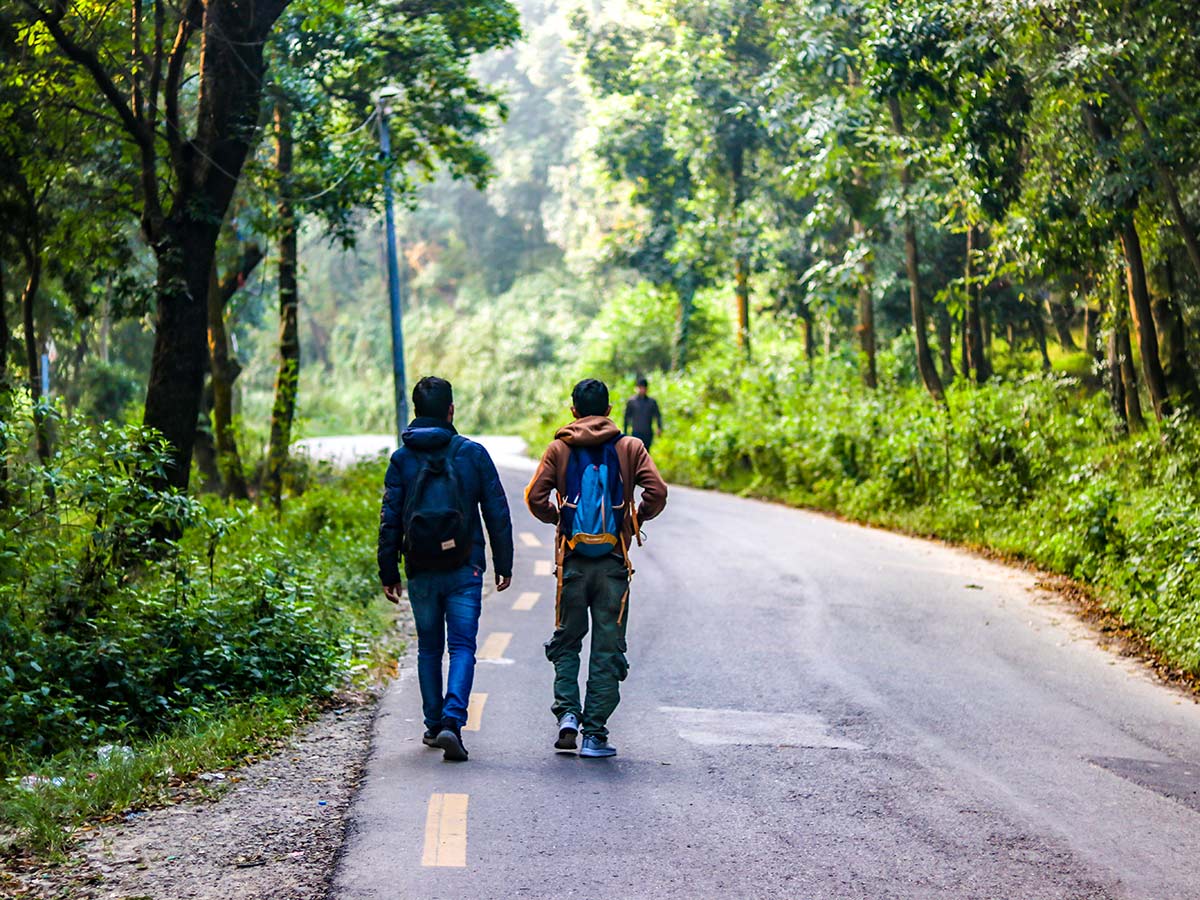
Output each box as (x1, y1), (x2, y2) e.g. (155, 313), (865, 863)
(441, 539), (457, 551)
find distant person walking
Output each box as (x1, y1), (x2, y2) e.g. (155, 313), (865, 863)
(623, 376), (663, 451)
(525, 378), (667, 758)
(378, 376), (514, 762)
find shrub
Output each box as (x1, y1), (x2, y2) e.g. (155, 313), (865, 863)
(0, 415), (392, 767)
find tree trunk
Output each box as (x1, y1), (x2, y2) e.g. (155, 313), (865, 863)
(194, 381), (221, 493)
(1119, 220), (1171, 419)
(799, 301), (815, 370)
(1106, 76), (1200, 287)
(731, 145), (750, 356)
(935, 304), (956, 383)
(134, 1), (289, 493)
(856, 241), (877, 388)
(964, 225), (990, 383)
(887, 97), (945, 403)
(1106, 325), (1128, 434)
(20, 247), (50, 464)
(1112, 270), (1145, 430)
(1083, 303), (1096, 356)
(0, 259), (9, 503)
(143, 221), (220, 490)
(1030, 306), (1052, 370)
(672, 272), (697, 370)
(959, 312), (968, 375)
(265, 103), (301, 510)
(1117, 317), (1144, 430)
(1151, 256), (1200, 412)
(1081, 102), (1170, 419)
(1047, 293), (1077, 350)
(207, 262), (250, 499)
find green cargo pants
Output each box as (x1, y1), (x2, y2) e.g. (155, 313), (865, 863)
(544, 554), (630, 739)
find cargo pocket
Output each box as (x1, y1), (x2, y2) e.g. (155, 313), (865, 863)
(612, 650), (629, 682)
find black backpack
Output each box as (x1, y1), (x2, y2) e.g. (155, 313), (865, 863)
(402, 436), (472, 571)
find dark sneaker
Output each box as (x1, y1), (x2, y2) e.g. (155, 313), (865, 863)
(435, 721), (469, 762)
(422, 728), (438, 748)
(555, 712), (580, 752)
(579, 735), (617, 758)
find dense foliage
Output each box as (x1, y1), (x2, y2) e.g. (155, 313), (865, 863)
(0, 414), (391, 765)
(525, 305), (1200, 673)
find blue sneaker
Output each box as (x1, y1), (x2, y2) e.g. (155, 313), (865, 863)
(555, 713), (580, 751)
(579, 735), (616, 758)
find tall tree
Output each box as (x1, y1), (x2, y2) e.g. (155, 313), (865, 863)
(264, 103), (299, 510)
(19, 0), (295, 488)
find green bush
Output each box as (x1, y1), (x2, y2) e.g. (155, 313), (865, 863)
(526, 334), (1200, 677)
(0, 413), (391, 767)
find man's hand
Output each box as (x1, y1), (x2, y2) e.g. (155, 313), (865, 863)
(383, 582), (404, 604)
(495, 574), (512, 592)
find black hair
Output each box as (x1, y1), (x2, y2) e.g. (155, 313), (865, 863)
(571, 378), (610, 417)
(413, 375), (453, 419)
(635, 375), (648, 388)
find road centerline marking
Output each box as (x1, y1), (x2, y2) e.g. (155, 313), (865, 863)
(519, 531), (543, 548)
(421, 793), (468, 867)
(465, 693), (487, 732)
(534, 559), (553, 576)
(477, 632), (512, 661)
(512, 591), (540, 611)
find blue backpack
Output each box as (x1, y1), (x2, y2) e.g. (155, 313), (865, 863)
(561, 439), (625, 558)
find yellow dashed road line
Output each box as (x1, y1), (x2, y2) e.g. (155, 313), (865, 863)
(422, 793), (468, 867)
(519, 531), (543, 548)
(477, 632), (513, 661)
(465, 693), (487, 732)
(512, 591), (541, 611)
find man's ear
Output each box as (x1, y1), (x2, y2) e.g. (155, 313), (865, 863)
(571, 405), (579, 419)
(447, 403), (455, 423)
(605, 404), (613, 417)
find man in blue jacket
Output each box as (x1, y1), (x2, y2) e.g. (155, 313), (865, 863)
(378, 376), (514, 762)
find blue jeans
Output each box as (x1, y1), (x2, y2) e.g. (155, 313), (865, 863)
(407, 565), (483, 729)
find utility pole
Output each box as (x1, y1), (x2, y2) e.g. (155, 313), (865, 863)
(377, 90), (408, 441)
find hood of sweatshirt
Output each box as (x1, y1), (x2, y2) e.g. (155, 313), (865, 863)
(401, 417), (457, 452)
(555, 415), (621, 447)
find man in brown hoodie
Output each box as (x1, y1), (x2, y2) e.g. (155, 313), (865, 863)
(525, 378), (668, 758)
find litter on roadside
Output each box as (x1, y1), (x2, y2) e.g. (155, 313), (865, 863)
(97, 744), (135, 764)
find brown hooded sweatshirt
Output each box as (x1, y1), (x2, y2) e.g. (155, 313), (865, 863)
(524, 416), (667, 552)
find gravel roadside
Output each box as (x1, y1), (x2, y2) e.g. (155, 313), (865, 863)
(8, 691), (378, 900)
(4, 609), (421, 900)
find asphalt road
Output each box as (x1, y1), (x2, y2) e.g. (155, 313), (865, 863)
(330, 439), (1200, 900)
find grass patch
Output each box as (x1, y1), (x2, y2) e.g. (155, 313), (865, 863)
(1, 696), (313, 858)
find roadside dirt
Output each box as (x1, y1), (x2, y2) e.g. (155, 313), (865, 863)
(6, 691), (378, 900)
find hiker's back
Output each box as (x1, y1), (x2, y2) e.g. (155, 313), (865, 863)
(562, 438), (625, 558)
(401, 435), (471, 570)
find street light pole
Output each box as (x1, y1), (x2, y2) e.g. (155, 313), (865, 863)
(377, 92), (409, 442)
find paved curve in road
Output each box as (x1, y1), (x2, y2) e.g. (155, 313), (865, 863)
(320, 436), (1200, 899)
